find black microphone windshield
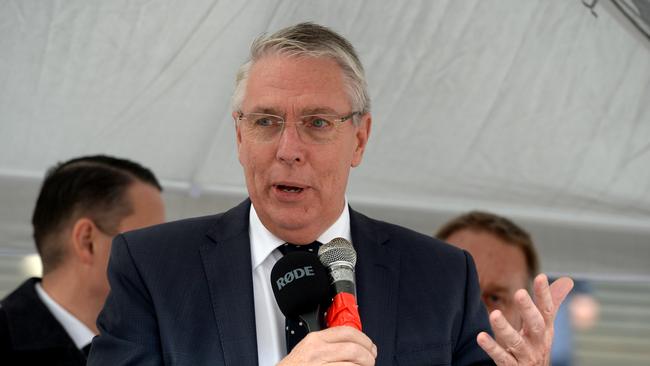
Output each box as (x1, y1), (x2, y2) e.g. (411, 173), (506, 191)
(270, 252), (330, 317)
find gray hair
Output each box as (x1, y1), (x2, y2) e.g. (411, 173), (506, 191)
(231, 22), (371, 117)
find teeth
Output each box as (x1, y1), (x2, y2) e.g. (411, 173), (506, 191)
(279, 185), (302, 193)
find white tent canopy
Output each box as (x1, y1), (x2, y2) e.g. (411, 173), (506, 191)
(1, 0), (649, 283)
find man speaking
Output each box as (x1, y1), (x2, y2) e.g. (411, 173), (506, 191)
(89, 23), (572, 366)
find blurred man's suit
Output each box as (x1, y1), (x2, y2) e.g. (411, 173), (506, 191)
(89, 200), (493, 365)
(0, 278), (87, 365)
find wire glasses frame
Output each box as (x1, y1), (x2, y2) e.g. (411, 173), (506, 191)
(236, 111), (360, 144)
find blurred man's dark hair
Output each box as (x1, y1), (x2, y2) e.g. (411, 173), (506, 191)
(436, 210), (539, 281)
(32, 155), (162, 275)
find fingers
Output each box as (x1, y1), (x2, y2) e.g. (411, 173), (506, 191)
(321, 326), (376, 356)
(476, 331), (515, 366)
(515, 288), (546, 343)
(487, 310), (532, 363)
(532, 274), (554, 327)
(317, 326), (376, 364)
(482, 274), (573, 365)
(281, 326), (377, 366)
(533, 274), (574, 325)
(548, 276), (574, 313)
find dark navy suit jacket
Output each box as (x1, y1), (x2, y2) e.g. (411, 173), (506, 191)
(89, 200), (494, 365)
(0, 278), (88, 366)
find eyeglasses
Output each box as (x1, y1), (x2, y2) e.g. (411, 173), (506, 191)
(236, 111), (360, 145)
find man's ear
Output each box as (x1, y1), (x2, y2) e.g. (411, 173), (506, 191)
(70, 217), (98, 265)
(351, 113), (372, 167)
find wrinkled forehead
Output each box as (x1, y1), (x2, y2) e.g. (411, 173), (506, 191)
(242, 55), (352, 114)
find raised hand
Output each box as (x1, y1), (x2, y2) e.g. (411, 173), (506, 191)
(477, 274), (574, 365)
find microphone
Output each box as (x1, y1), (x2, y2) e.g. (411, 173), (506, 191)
(270, 251), (330, 333)
(318, 237), (362, 331)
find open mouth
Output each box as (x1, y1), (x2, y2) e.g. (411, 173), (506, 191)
(276, 184), (304, 193)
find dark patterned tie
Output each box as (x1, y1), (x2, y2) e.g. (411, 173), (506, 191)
(277, 241), (323, 353)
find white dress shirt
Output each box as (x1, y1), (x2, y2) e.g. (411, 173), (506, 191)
(35, 282), (96, 349)
(250, 201), (352, 366)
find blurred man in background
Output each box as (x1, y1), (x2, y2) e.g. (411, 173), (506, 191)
(436, 211), (539, 330)
(437, 211), (598, 366)
(0, 155), (165, 365)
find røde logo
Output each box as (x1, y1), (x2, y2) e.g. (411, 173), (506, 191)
(276, 266), (315, 290)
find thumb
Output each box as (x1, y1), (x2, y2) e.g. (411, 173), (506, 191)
(549, 276), (574, 312)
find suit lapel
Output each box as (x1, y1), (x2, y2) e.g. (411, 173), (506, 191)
(350, 208), (400, 364)
(200, 200), (259, 366)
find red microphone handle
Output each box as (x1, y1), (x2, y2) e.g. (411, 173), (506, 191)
(326, 292), (362, 331)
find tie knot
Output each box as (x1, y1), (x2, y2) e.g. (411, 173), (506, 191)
(278, 241), (322, 255)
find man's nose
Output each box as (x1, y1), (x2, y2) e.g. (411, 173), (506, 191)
(276, 121), (306, 164)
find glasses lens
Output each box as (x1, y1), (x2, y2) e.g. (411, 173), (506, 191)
(299, 115), (337, 144)
(241, 113), (283, 142)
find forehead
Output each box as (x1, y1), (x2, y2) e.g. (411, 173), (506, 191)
(117, 182), (165, 233)
(243, 55), (351, 114)
(445, 229), (529, 290)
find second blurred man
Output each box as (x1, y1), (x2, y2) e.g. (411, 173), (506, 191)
(0, 155), (165, 365)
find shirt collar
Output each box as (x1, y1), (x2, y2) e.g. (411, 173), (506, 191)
(249, 198), (351, 270)
(34, 282), (96, 349)
(315, 201), (351, 246)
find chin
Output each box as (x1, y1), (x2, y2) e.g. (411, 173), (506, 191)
(274, 212), (323, 237)
(275, 214), (315, 231)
